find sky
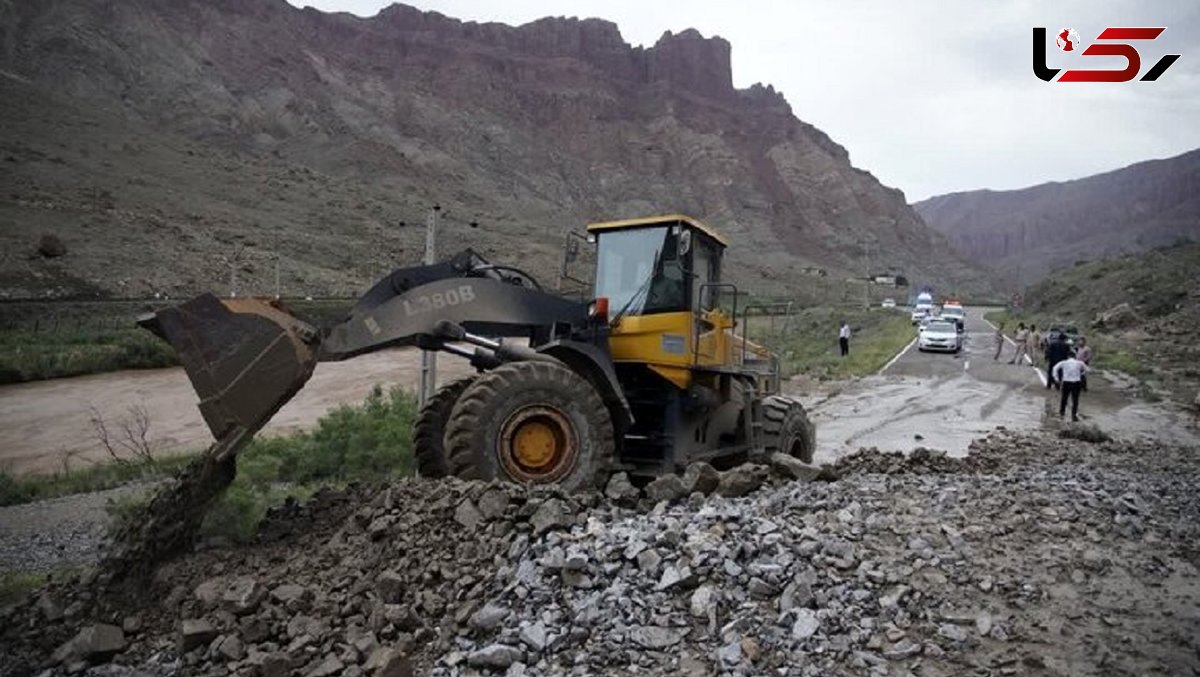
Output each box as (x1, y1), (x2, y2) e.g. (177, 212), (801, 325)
(286, 0), (1199, 202)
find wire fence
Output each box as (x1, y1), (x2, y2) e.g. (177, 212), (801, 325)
(0, 298), (357, 334)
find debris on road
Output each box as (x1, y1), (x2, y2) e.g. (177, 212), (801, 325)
(2, 431), (1199, 676)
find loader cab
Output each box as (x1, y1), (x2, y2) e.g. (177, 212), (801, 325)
(586, 215), (735, 390)
(588, 215), (727, 319)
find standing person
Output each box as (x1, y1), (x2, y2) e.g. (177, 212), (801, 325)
(1045, 332), (1071, 390)
(1009, 323), (1029, 364)
(1075, 336), (1093, 390)
(1075, 336), (1093, 366)
(993, 323), (1006, 361)
(1028, 325), (1041, 366)
(1052, 353), (1089, 421)
(838, 321), (850, 358)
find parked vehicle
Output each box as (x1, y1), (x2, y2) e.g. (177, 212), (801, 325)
(940, 304), (966, 332)
(918, 319), (963, 353)
(881, 298), (896, 308)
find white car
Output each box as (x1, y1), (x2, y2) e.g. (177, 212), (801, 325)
(911, 308), (929, 324)
(940, 304), (965, 330)
(918, 319), (963, 353)
(881, 298), (896, 308)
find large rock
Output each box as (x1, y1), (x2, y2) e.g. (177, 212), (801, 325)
(529, 498), (569, 535)
(469, 603), (509, 631)
(644, 474), (687, 503)
(222, 576), (265, 615)
(604, 472), (640, 505)
(682, 462), (720, 495)
(53, 624), (126, 664)
(178, 618), (218, 652)
(768, 452), (823, 481)
(37, 233), (67, 258)
(716, 464), (768, 497)
(193, 577), (225, 608)
(376, 570), (405, 603)
(1092, 302), (1139, 329)
(366, 647), (414, 677)
(628, 625), (689, 649)
(467, 644), (523, 670)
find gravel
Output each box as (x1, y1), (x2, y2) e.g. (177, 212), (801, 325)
(2, 430), (1199, 677)
(0, 484), (150, 573)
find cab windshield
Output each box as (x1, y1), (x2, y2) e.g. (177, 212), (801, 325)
(594, 226), (686, 316)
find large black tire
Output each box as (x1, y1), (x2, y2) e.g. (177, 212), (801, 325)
(760, 394), (815, 463)
(444, 361), (615, 492)
(413, 377), (475, 478)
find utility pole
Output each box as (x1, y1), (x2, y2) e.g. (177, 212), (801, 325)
(274, 228), (282, 299)
(418, 205), (440, 406)
(862, 239), (870, 309)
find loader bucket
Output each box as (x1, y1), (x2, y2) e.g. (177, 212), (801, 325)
(138, 293), (320, 451)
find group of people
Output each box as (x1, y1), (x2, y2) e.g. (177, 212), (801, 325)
(993, 322), (1094, 421)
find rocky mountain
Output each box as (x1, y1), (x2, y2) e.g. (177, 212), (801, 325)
(914, 150), (1200, 287)
(0, 0), (989, 302)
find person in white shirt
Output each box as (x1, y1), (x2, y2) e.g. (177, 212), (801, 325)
(1052, 355), (1089, 421)
(838, 321), (850, 357)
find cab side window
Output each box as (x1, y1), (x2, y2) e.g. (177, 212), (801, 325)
(692, 237), (721, 311)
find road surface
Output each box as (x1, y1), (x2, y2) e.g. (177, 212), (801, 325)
(800, 307), (1044, 462)
(801, 306), (1199, 462)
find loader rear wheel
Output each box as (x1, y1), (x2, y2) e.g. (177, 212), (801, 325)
(413, 377), (475, 478)
(761, 395), (815, 463)
(445, 361), (615, 491)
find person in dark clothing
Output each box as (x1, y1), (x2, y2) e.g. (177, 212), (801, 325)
(1045, 332), (1071, 390)
(838, 321), (850, 357)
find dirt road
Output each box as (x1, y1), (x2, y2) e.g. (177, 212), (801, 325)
(0, 349), (474, 476)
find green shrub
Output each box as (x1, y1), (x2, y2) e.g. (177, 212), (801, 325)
(200, 385), (418, 542)
(0, 328), (178, 384)
(0, 455), (195, 507)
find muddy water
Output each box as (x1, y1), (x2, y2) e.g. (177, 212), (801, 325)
(0, 349), (475, 476)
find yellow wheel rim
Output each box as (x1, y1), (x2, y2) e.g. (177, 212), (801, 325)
(513, 420), (559, 468)
(498, 405), (577, 483)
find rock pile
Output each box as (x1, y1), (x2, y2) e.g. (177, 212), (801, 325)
(3, 431), (1199, 677)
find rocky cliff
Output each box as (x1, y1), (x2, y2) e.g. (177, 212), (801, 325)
(914, 149), (1200, 287)
(0, 0), (988, 300)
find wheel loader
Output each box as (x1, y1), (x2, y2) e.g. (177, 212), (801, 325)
(115, 215), (814, 575)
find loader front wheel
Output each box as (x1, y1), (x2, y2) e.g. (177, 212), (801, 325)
(413, 377), (476, 478)
(761, 395), (815, 463)
(445, 361), (615, 491)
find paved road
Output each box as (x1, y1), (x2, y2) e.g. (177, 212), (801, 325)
(802, 307), (1046, 462)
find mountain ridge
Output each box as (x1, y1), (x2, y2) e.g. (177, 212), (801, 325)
(0, 0), (991, 301)
(914, 148), (1200, 287)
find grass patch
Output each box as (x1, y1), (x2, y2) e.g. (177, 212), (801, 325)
(0, 454), (195, 507)
(0, 566), (84, 605)
(198, 385), (419, 542)
(0, 570), (52, 605)
(747, 307), (915, 379)
(0, 328), (178, 384)
(1097, 349), (1144, 376)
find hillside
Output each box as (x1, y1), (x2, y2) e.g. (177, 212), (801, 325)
(914, 150), (1200, 286)
(1008, 242), (1200, 406)
(0, 0), (989, 302)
